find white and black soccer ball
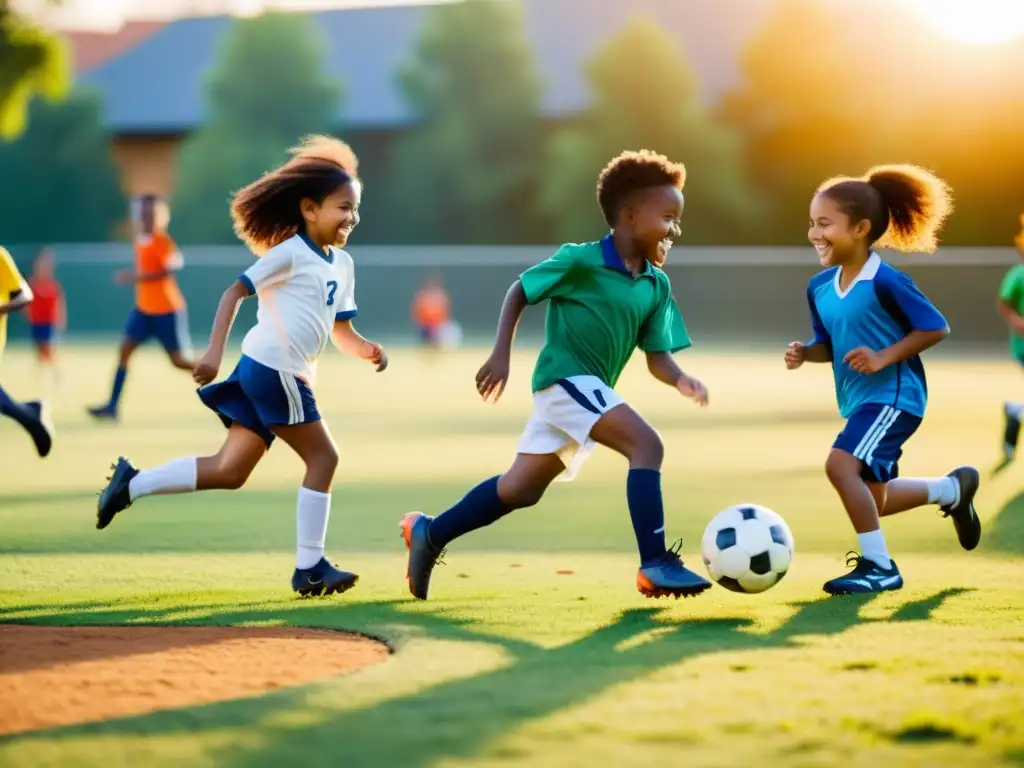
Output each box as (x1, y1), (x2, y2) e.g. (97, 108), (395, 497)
(701, 504), (794, 594)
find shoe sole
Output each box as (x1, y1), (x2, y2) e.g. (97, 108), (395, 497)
(295, 573), (359, 598)
(948, 466), (981, 551)
(823, 581), (903, 596)
(636, 572), (712, 599)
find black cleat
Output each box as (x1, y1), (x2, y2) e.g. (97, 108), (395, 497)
(941, 466), (981, 551)
(400, 512), (444, 600)
(823, 553), (903, 595)
(87, 405), (118, 421)
(291, 557), (358, 597)
(994, 404), (1020, 476)
(96, 457), (139, 529)
(23, 400), (53, 458)
(637, 539), (712, 599)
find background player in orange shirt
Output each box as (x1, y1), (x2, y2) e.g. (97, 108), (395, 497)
(26, 247), (65, 385)
(411, 274), (451, 348)
(88, 194), (194, 420)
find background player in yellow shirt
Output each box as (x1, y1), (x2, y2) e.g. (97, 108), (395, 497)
(0, 246), (54, 457)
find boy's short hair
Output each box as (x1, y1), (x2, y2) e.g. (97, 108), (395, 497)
(597, 150), (686, 227)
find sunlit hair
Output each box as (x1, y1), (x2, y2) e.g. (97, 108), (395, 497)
(231, 135), (360, 255)
(597, 149), (686, 227)
(817, 165), (953, 254)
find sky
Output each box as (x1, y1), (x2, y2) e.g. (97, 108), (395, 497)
(14, 0), (454, 30)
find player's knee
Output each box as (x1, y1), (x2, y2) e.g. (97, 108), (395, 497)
(825, 451), (859, 487)
(219, 464), (252, 490)
(312, 443), (339, 479)
(628, 426), (664, 469)
(497, 476), (546, 509)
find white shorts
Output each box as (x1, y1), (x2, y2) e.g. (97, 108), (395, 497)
(517, 375), (625, 481)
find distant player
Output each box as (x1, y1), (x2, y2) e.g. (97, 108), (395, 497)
(0, 245), (54, 457)
(87, 194), (193, 420)
(994, 213), (1024, 474)
(785, 165), (981, 596)
(95, 136), (387, 598)
(411, 275), (451, 347)
(401, 150), (711, 601)
(25, 247), (65, 385)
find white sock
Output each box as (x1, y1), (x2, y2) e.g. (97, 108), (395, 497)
(923, 476), (959, 507)
(296, 487), (331, 570)
(857, 529), (892, 570)
(128, 457), (198, 501)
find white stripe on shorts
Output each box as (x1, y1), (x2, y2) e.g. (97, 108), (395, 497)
(278, 371), (304, 425)
(852, 406), (901, 464)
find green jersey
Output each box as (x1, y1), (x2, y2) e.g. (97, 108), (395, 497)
(519, 235), (691, 392)
(1000, 264), (1024, 360)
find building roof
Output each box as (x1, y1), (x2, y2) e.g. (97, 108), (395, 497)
(65, 21), (166, 71)
(77, 0), (771, 133)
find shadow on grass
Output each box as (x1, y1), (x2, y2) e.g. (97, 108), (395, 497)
(0, 588), (970, 766)
(986, 489), (1024, 554)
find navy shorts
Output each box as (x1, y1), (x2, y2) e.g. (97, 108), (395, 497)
(29, 323), (54, 343)
(833, 403), (922, 483)
(197, 355), (320, 447)
(124, 308), (190, 353)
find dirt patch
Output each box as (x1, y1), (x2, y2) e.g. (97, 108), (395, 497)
(0, 624), (390, 736)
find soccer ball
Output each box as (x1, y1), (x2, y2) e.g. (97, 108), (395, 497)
(701, 504), (794, 594)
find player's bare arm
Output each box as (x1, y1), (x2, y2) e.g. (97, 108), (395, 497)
(193, 280), (250, 385)
(331, 319), (387, 372)
(846, 326), (949, 374)
(997, 298), (1024, 334)
(645, 351), (708, 406)
(476, 279), (528, 403)
(785, 341), (831, 368)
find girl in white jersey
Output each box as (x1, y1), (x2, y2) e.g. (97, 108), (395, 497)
(95, 136), (388, 597)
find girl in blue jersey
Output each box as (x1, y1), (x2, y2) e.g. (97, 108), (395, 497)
(785, 165), (981, 595)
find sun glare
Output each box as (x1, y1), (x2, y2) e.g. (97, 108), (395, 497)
(910, 0), (1024, 45)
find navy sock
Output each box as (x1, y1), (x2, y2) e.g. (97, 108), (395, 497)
(428, 476), (511, 548)
(628, 468), (667, 566)
(0, 385), (35, 431)
(109, 365), (128, 410)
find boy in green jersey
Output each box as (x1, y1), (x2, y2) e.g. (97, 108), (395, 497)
(995, 214), (1024, 473)
(400, 150), (711, 601)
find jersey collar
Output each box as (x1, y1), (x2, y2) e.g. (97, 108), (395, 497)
(297, 232), (335, 264)
(833, 251), (881, 299)
(601, 234), (654, 280)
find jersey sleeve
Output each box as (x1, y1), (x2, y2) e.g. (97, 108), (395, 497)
(639, 284), (692, 354)
(239, 247), (294, 295)
(999, 265), (1024, 305)
(876, 270), (948, 333)
(0, 247), (26, 299)
(806, 283), (832, 351)
(334, 252), (357, 321)
(519, 245), (580, 305)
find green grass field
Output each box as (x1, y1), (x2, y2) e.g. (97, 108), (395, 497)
(1, 345), (1023, 767)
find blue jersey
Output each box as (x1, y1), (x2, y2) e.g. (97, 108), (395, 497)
(806, 252), (948, 419)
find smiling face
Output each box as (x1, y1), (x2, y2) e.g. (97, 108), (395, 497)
(808, 192), (871, 267)
(302, 180), (361, 250)
(622, 185), (684, 267)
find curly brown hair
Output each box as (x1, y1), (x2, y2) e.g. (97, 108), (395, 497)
(817, 164), (953, 254)
(596, 149), (686, 227)
(230, 135), (360, 255)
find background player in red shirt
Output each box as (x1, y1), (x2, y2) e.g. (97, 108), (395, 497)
(26, 247), (65, 385)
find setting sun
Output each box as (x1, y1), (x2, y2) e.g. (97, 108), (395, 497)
(909, 0), (1024, 45)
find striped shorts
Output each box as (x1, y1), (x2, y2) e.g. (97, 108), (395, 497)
(197, 355), (320, 447)
(833, 403), (922, 483)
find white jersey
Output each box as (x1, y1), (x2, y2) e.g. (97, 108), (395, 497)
(239, 233), (357, 384)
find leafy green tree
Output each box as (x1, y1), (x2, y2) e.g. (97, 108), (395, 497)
(382, 0), (547, 244)
(171, 12), (342, 244)
(0, 90), (124, 241)
(541, 15), (763, 245)
(0, 1), (70, 139)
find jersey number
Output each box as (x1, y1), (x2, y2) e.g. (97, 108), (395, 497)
(326, 280), (338, 306)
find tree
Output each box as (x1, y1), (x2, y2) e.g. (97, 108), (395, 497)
(382, 0), (547, 244)
(0, 90), (124, 241)
(171, 12), (342, 244)
(540, 15), (763, 245)
(722, 0), (1024, 245)
(0, 1), (70, 139)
